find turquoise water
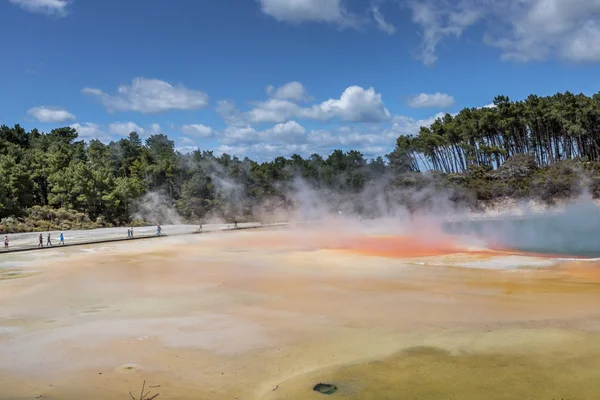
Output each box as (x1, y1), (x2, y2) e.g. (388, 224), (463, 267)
(444, 204), (600, 258)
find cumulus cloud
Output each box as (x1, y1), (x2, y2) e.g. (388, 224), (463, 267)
(82, 78), (209, 114)
(406, 92), (455, 108)
(246, 98), (301, 124)
(69, 122), (113, 141)
(218, 85), (391, 125)
(372, 6), (395, 34)
(9, 0), (69, 16)
(391, 112), (451, 135)
(28, 106), (75, 123)
(308, 86), (391, 122)
(108, 121), (162, 137)
(210, 109), (449, 160)
(181, 123), (213, 138)
(220, 120), (307, 145)
(258, 0), (355, 26)
(266, 81), (309, 102)
(409, 0), (600, 65)
(485, 0), (600, 62)
(215, 143), (312, 160)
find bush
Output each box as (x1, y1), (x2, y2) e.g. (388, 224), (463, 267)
(0, 206), (110, 233)
(530, 163), (579, 204)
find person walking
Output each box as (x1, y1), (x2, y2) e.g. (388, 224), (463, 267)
(59, 233), (64, 246)
(127, 228), (131, 239)
(156, 224), (162, 236)
(130, 227), (134, 239)
(38, 233), (43, 248)
(46, 233), (53, 247)
(4, 235), (8, 250)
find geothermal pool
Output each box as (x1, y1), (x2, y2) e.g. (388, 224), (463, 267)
(1, 223), (600, 399)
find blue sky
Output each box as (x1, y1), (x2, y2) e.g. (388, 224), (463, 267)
(2, 0), (600, 161)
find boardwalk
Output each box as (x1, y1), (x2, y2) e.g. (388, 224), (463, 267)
(0, 222), (289, 254)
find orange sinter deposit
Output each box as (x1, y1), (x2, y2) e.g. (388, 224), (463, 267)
(1, 224), (600, 400)
(334, 235), (464, 258)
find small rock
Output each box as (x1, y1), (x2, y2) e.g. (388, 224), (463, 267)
(313, 383), (337, 395)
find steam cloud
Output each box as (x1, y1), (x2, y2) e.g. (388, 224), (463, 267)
(132, 158), (600, 258)
(133, 192), (184, 225)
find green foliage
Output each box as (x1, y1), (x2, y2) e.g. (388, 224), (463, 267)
(0, 206), (108, 233)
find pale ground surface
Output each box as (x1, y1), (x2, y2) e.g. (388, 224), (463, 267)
(1, 224), (600, 399)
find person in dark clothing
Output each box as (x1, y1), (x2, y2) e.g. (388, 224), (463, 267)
(4, 236), (8, 250)
(46, 233), (53, 247)
(38, 234), (43, 248)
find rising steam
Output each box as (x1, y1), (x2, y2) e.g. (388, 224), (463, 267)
(133, 192), (184, 225)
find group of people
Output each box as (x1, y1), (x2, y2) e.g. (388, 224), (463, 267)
(2, 232), (64, 251)
(37, 232), (65, 247)
(127, 225), (162, 239)
(3, 225), (167, 251)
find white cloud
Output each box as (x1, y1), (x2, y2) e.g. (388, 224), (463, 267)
(82, 78), (209, 114)
(266, 81), (309, 102)
(179, 136), (196, 145)
(486, 0), (600, 62)
(408, 0), (481, 66)
(246, 98), (301, 124)
(9, 0), (69, 16)
(306, 86), (391, 122)
(391, 112), (450, 136)
(210, 109), (449, 160)
(108, 121), (162, 137)
(215, 100), (245, 127)
(258, 0), (354, 26)
(28, 106), (75, 123)
(372, 7), (395, 34)
(219, 85), (391, 125)
(406, 92), (455, 108)
(69, 122), (111, 141)
(215, 143), (312, 160)
(219, 120), (307, 145)
(181, 123), (213, 138)
(409, 0), (600, 65)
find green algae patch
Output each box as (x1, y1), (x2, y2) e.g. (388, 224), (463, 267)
(264, 335), (600, 400)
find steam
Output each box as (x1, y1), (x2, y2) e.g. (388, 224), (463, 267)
(133, 192), (184, 225)
(131, 154), (600, 258)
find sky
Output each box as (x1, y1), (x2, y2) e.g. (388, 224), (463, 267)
(2, 0), (600, 161)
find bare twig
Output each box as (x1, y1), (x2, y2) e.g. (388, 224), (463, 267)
(129, 380), (160, 400)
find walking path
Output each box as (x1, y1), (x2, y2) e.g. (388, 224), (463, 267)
(1, 222), (289, 254)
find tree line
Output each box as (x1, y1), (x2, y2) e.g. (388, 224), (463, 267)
(390, 91), (600, 173)
(0, 125), (390, 230)
(1, 90), (599, 232)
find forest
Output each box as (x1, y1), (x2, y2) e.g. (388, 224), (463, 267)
(1, 90), (600, 233)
